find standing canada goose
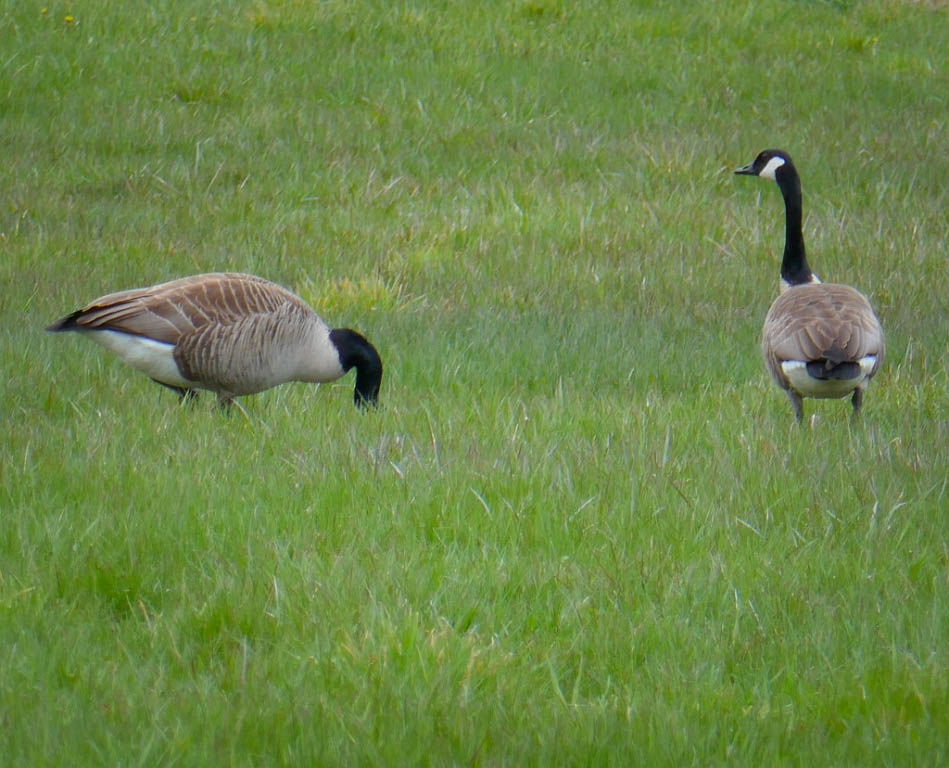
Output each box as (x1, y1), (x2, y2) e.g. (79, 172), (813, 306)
(46, 272), (382, 409)
(735, 149), (884, 422)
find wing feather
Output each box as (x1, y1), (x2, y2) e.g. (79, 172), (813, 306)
(53, 273), (307, 345)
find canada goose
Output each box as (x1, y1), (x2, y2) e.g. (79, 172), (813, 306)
(46, 272), (382, 409)
(735, 149), (884, 422)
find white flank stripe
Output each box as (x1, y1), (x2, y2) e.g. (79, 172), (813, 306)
(86, 330), (194, 388)
(857, 355), (878, 379)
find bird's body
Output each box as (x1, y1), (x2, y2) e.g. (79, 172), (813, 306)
(47, 272), (382, 408)
(762, 282), (882, 400)
(736, 150), (884, 421)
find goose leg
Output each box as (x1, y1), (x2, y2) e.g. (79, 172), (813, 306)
(786, 390), (804, 423)
(152, 378), (198, 404)
(851, 387), (863, 417)
(216, 396), (249, 418)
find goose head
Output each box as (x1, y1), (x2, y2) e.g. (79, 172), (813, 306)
(329, 328), (383, 409)
(735, 148), (814, 286)
(735, 148), (795, 182)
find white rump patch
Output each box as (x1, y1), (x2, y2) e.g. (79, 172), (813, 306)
(781, 355), (878, 399)
(759, 155), (786, 181)
(85, 330), (194, 389)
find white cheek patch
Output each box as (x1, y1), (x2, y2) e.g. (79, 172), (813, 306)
(759, 155), (786, 180)
(85, 330), (194, 388)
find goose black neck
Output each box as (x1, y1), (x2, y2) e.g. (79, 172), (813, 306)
(775, 164), (813, 285)
(329, 328), (383, 408)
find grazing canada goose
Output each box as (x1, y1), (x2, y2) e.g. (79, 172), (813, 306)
(47, 272), (382, 409)
(735, 149), (884, 422)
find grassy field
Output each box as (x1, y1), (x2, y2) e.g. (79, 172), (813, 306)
(2, 0), (948, 764)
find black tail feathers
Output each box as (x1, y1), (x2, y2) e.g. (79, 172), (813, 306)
(45, 311), (83, 332)
(806, 359), (860, 380)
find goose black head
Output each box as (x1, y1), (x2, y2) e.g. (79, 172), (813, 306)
(735, 149), (795, 182)
(329, 328), (383, 409)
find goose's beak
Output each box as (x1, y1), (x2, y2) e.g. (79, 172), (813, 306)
(734, 162), (757, 176)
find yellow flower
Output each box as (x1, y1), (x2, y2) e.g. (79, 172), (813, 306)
(64, 15), (74, 23)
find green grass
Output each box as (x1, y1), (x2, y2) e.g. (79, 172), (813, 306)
(2, 0), (948, 764)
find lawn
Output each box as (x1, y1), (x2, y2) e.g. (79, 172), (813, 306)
(1, 0), (947, 764)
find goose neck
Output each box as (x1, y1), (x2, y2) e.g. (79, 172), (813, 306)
(776, 169), (812, 285)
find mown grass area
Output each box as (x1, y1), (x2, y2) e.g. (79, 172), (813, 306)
(2, 0), (948, 764)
